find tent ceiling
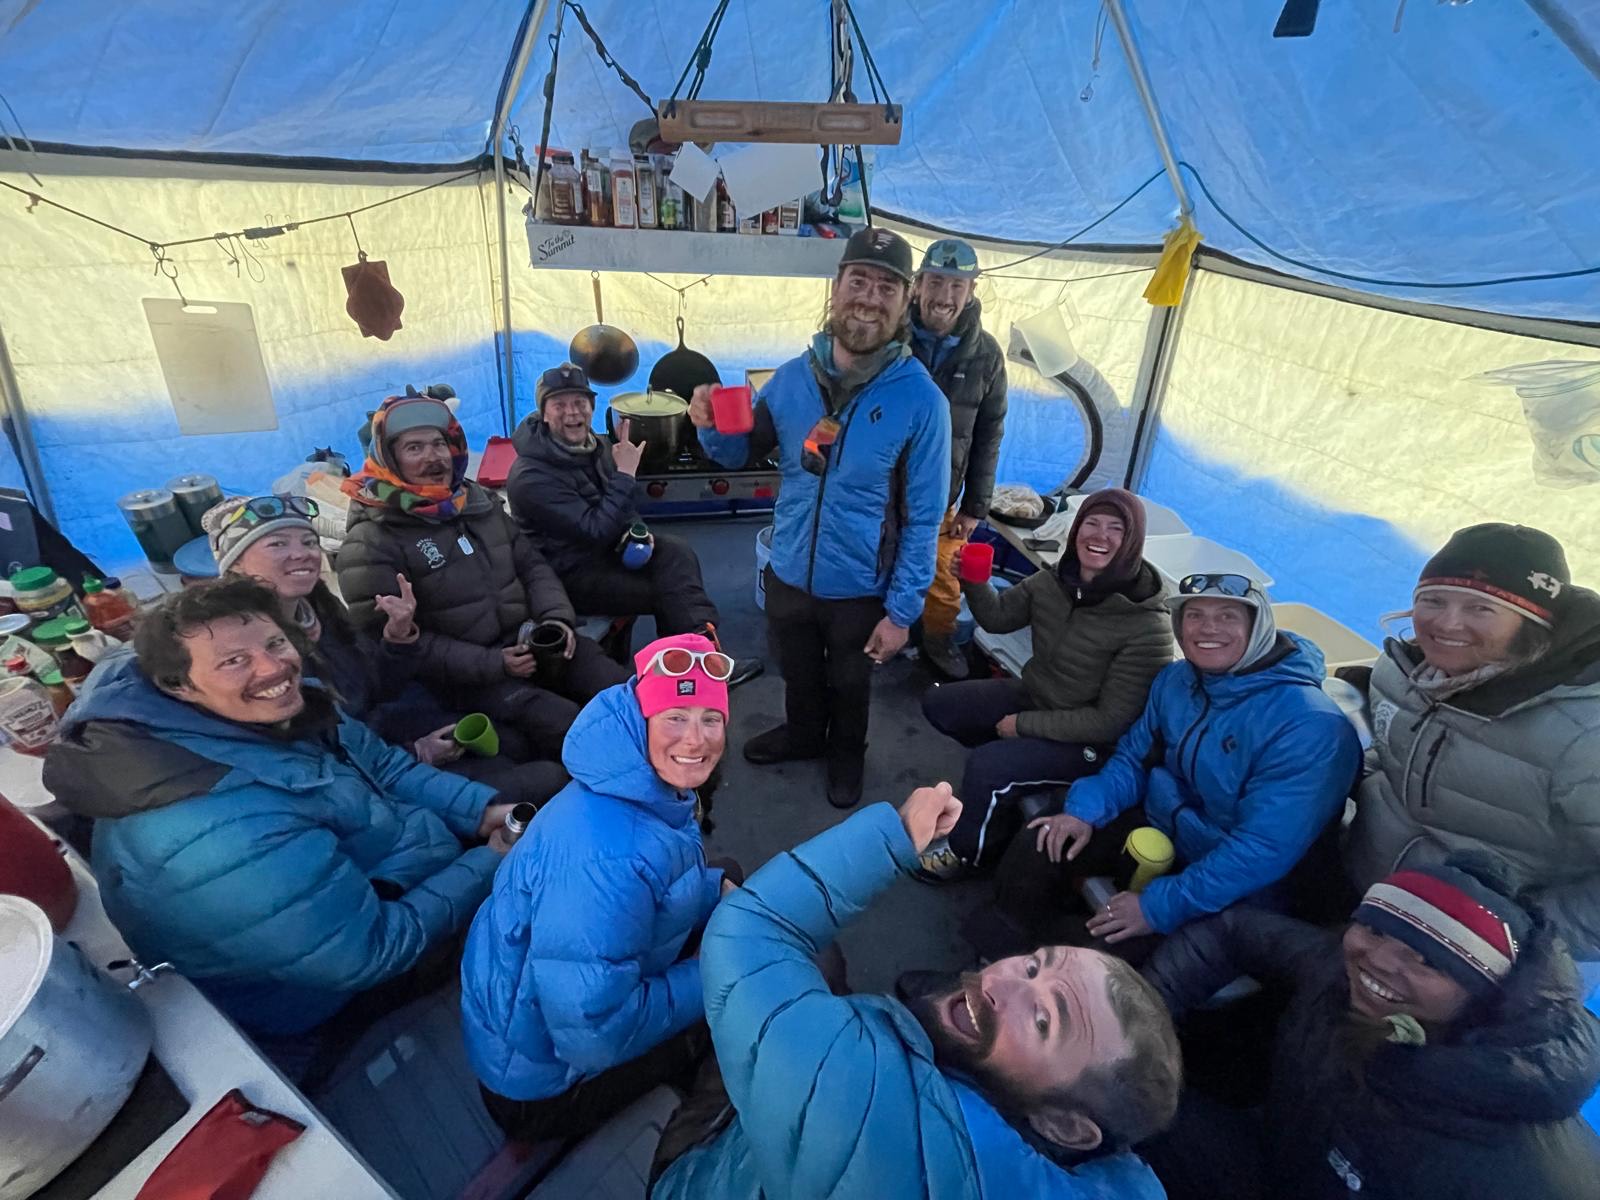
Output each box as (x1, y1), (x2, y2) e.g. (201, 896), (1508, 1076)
(1, 0), (1596, 319)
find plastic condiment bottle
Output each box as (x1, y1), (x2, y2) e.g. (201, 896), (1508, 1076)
(81, 575), (137, 641)
(10, 567), (84, 622)
(64, 616), (116, 666)
(48, 619), (94, 692)
(0, 675), (60, 752)
(36, 669), (72, 719)
(716, 179), (737, 232)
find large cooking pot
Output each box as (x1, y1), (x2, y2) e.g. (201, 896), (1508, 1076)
(648, 316), (721, 402)
(0, 895), (154, 1199)
(606, 390), (690, 473)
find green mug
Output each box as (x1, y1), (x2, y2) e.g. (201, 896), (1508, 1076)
(453, 712), (499, 758)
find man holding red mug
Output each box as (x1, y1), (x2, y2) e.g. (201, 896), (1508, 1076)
(691, 227), (951, 809)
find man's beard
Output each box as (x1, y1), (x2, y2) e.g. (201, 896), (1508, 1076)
(830, 301), (900, 355)
(911, 974), (1044, 1124)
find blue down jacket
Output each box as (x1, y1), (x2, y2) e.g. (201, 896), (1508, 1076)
(42, 650), (500, 1035)
(698, 346), (950, 628)
(1064, 634), (1362, 934)
(652, 804), (1165, 1200)
(459, 680), (722, 1100)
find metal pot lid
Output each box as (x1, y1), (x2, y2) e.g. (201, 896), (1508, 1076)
(0, 895), (53, 1038)
(0, 613), (33, 636)
(117, 489), (177, 513)
(609, 390), (688, 416)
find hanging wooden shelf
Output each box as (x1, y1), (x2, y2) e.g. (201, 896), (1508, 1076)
(526, 219), (846, 279)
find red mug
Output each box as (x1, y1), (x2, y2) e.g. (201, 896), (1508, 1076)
(710, 385), (755, 435)
(958, 541), (995, 584)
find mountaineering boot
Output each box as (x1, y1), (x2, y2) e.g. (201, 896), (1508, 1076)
(826, 748), (865, 809)
(913, 837), (972, 884)
(743, 724), (827, 765)
(922, 632), (970, 680)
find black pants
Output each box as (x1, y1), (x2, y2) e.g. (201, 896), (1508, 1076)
(560, 532), (719, 637)
(445, 636), (630, 759)
(965, 805), (1163, 965)
(480, 1023), (711, 1145)
(763, 567), (884, 759)
(922, 678), (1113, 867)
(445, 756), (569, 809)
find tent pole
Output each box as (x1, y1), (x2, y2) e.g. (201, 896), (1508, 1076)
(1122, 267), (1195, 492)
(1103, 0), (1193, 217)
(0, 320), (55, 525)
(492, 0), (554, 431)
(1523, 0), (1600, 84)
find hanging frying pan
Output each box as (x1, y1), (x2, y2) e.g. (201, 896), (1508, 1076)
(569, 270), (639, 385)
(648, 315), (721, 402)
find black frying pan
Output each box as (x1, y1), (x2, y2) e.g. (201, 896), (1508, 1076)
(648, 315), (721, 402)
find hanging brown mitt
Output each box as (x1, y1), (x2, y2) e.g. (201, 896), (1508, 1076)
(342, 253), (405, 340)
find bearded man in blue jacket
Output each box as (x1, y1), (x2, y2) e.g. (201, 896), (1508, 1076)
(43, 578), (510, 1042)
(648, 785), (1180, 1199)
(691, 226), (951, 809)
(985, 573), (1363, 961)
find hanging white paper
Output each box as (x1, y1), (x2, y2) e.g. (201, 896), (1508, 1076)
(667, 143), (721, 204)
(715, 142), (819, 216)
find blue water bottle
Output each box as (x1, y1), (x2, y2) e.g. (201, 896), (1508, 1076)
(620, 522), (654, 571)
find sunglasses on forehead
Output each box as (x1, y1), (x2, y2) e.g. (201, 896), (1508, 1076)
(1178, 573), (1254, 597)
(924, 241), (979, 273)
(540, 364), (590, 392)
(643, 647), (735, 682)
(221, 495), (319, 531)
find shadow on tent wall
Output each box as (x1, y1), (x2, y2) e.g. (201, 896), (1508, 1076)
(1141, 428), (1432, 644)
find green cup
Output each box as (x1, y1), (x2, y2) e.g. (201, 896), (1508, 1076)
(452, 712), (499, 758)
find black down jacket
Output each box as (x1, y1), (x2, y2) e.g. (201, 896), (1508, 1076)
(336, 482), (575, 688)
(909, 295), (1007, 517)
(1143, 906), (1600, 1200)
(505, 417), (639, 577)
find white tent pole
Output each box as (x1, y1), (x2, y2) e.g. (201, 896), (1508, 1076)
(1103, 0), (1194, 218)
(0, 320), (55, 525)
(492, 0), (554, 430)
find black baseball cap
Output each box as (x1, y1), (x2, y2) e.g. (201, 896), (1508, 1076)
(536, 362), (597, 410)
(837, 227), (915, 284)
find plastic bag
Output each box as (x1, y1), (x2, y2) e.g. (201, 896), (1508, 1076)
(1478, 360), (1600, 489)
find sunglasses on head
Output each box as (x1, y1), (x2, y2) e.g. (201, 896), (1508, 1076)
(643, 647), (735, 682)
(1178, 573), (1254, 598)
(222, 495), (319, 531)
(540, 364), (590, 393)
(924, 240), (978, 273)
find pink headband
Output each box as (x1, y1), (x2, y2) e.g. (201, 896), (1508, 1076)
(632, 633), (730, 720)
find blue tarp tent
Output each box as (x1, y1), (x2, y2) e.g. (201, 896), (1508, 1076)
(0, 0), (1596, 636)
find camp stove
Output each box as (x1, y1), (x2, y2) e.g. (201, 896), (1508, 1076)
(635, 447), (780, 518)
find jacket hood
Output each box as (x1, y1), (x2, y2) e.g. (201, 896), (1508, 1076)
(560, 680), (699, 829)
(1387, 582), (1600, 716)
(1363, 917), (1600, 1136)
(1170, 585), (1300, 681)
(1056, 488), (1148, 591)
(46, 649), (344, 820)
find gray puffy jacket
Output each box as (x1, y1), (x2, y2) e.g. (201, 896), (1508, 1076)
(1345, 587), (1600, 958)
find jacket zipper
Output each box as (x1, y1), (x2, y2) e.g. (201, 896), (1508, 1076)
(1416, 729), (1447, 810)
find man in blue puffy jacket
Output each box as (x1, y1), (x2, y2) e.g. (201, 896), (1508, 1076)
(44, 578), (510, 1042)
(986, 573), (1363, 961)
(648, 785), (1179, 1199)
(691, 226), (951, 809)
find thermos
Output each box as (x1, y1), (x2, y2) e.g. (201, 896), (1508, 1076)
(1120, 828), (1176, 893)
(619, 522), (653, 571)
(503, 803), (538, 843)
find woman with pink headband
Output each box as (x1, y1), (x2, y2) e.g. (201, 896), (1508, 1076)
(459, 633), (738, 1143)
